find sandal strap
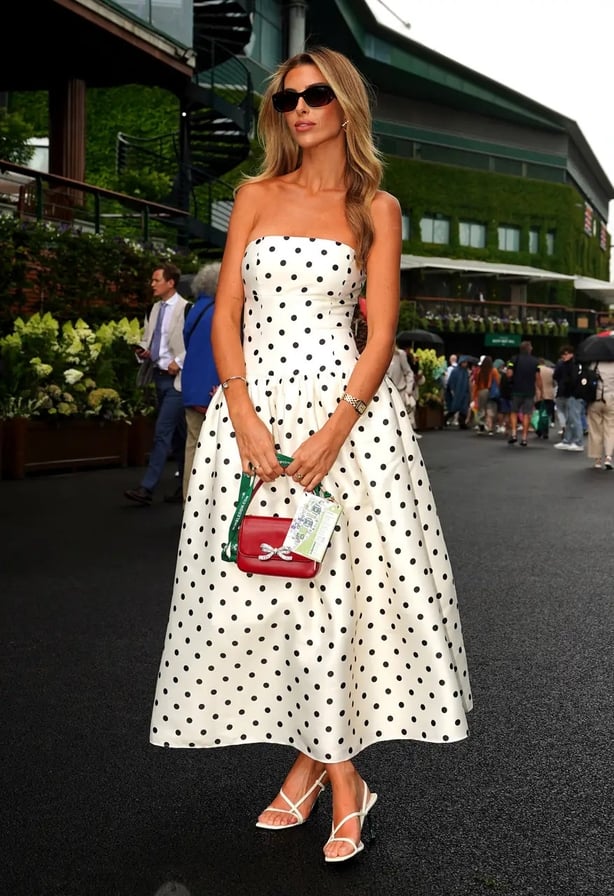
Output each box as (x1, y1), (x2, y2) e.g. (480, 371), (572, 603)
(275, 773), (327, 823)
(326, 835), (362, 852)
(329, 808), (361, 839)
(263, 803), (299, 820)
(276, 788), (305, 823)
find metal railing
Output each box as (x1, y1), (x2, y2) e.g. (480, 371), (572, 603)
(191, 37), (253, 134)
(0, 160), (189, 245)
(408, 295), (601, 334)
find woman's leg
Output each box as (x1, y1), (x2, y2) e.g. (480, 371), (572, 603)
(257, 752), (327, 827)
(323, 760), (374, 860)
(602, 397), (614, 465)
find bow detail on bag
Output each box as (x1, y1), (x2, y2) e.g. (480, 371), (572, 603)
(258, 543), (293, 561)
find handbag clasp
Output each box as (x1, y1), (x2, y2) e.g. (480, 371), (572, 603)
(258, 543), (293, 561)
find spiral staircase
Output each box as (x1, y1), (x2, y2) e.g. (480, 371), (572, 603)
(116, 0), (254, 251)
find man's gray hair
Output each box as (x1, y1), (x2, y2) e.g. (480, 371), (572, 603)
(191, 260), (222, 298)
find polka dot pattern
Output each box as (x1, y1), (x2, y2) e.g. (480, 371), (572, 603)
(150, 236), (472, 761)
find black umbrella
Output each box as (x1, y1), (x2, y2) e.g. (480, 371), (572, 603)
(397, 329), (444, 348)
(575, 333), (614, 362)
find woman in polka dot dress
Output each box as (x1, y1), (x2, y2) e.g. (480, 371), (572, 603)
(150, 46), (472, 864)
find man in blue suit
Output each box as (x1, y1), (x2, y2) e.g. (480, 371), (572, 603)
(124, 263), (188, 505)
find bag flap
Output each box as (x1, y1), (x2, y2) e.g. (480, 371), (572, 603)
(238, 515), (314, 564)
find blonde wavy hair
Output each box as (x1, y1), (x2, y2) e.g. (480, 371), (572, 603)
(238, 46), (383, 266)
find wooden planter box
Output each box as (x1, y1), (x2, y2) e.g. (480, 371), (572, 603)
(126, 414), (156, 466)
(1, 417), (129, 480)
(415, 404), (444, 431)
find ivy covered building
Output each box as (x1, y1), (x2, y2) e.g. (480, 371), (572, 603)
(3, 0), (613, 348)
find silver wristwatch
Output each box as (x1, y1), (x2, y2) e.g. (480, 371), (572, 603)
(342, 392), (368, 415)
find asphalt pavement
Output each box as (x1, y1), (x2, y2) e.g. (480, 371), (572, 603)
(1, 428), (612, 896)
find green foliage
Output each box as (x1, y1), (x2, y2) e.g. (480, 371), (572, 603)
(382, 156), (610, 293)
(0, 217), (195, 330)
(397, 300), (420, 331)
(414, 348), (446, 407)
(116, 169), (174, 203)
(10, 86), (180, 194)
(0, 109), (35, 164)
(86, 86), (180, 186)
(0, 311), (157, 420)
(7, 92), (48, 132)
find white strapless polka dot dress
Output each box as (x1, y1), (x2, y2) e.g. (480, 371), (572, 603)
(150, 236), (472, 761)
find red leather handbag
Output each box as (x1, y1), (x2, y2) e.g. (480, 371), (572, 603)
(222, 453), (322, 578)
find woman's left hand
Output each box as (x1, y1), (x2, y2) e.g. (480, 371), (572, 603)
(285, 431), (342, 491)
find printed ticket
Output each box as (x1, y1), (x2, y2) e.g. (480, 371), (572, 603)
(282, 492), (343, 562)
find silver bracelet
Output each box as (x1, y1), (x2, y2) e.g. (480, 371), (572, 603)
(221, 375), (248, 389)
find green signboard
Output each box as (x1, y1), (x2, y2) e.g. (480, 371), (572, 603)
(484, 333), (521, 347)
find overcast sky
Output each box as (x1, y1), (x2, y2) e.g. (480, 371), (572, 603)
(367, 0), (614, 275)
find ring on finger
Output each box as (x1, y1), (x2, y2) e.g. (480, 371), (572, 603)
(295, 473), (303, 481)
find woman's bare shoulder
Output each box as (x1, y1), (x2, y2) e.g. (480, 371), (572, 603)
(372, 189), (401, 219)
(235, 179), (280, 202)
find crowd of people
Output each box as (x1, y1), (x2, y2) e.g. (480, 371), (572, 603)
(436, 341), (614, 468)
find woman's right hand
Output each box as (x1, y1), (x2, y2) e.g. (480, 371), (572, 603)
(234, 417), (285, 482)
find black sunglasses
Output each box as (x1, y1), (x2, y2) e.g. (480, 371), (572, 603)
(271, 84), (336, 113)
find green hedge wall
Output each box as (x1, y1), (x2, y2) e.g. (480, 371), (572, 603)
(382, 156), (610, 305)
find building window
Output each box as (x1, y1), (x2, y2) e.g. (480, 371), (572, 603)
(245, 0), (283, 69)
(401, 214), (410, 241)
(498, 225), (520, 252)
(546, 230), (555, 256)
(459, 221), (486, 249)
(420, 214), (450, 245)
(529, 228), (540, 254)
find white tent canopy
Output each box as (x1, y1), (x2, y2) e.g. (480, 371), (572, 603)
(400, 254), (575, 283)
(573, 275), (614, 303)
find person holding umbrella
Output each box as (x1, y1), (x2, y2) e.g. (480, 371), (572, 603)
(576, 332), (614, 469)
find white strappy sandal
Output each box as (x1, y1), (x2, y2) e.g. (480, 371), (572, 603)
(323, 780), (378, 863)
(255, 770), (327, 830)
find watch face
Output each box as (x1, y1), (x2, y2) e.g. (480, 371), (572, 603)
(343, 393), (367, 414)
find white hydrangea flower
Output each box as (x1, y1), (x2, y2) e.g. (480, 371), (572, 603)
(64, 368), (84, 385)
(29, 358), (53, 378)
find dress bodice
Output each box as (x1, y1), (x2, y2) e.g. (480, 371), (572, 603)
(241, 236), (364, 377)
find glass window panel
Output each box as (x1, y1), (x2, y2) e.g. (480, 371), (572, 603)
(432, 218), (449, 243)
(420, 215), (450, 245)
(529, 228), (539, 254)
(421, 215), (449, 244)
(546, 230), (555, 255)
(117, 0), (192, 47)
(459, 221), (486, 248)
(246, 0), (282, 68)
(420, 217), (434, 242)
(498, 226), (520, 252)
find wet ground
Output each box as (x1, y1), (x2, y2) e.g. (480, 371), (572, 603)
(1, 428), (612, 896)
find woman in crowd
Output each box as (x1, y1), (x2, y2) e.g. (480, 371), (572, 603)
(471, 355), (499, 435)
(587, 360), (614, 469)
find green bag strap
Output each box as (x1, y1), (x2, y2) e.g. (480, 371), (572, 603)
(221, 452), (326, 563)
